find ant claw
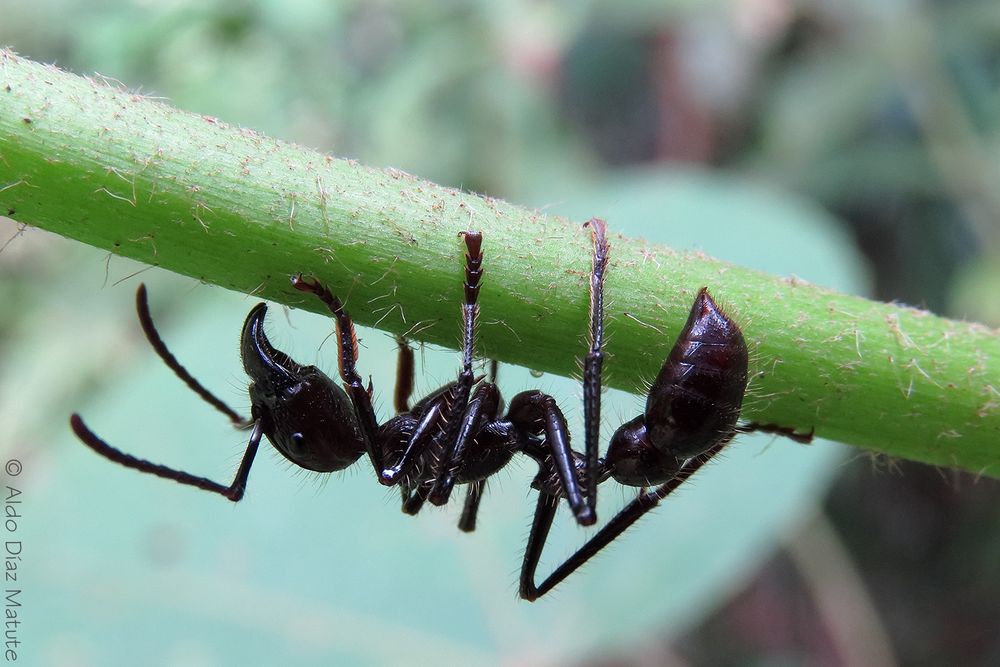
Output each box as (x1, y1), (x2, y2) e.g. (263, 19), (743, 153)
(290, 273), (318, 292)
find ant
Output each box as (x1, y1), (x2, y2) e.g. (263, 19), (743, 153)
(70, 220), (810, 601)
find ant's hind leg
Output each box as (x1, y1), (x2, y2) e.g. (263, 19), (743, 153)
(581, 218), (610, 520)
(509, 390), (593, 526)
(519, 441), (726, 601)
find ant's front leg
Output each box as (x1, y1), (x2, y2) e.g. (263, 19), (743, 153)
(428, 380), (501, 504)
(383, 391), (450, 486)
(384, 335), (425, 495)
(291, 275), (386, 477)
(401, 482), (432, 514)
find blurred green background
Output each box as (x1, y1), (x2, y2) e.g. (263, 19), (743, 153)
(2, 1), (999, 665)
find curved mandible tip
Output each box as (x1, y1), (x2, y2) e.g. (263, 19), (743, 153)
(240, 303), (300, 385)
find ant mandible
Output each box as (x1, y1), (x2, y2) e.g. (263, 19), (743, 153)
(70, 220), (809, 601)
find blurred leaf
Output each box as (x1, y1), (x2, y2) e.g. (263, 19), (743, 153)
(950, 252), (1000, 326)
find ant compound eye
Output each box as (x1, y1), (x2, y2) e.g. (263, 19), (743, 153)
(290, 432), (305, 451)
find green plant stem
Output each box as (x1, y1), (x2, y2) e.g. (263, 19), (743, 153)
(2, 50), (998, 477)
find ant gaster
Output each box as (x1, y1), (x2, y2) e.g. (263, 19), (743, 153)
(71, 220), (810, 601)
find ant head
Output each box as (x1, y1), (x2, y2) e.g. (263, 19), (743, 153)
(240, 304), (366, 472)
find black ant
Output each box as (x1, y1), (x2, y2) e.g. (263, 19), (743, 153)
(70, 220), (810, 601)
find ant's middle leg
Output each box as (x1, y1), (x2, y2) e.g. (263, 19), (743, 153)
(453, 335), (497, 529)
(427, 231), (483, 505)
(402, 381), (500, 520)
(454, 347), (499, 530)
(428, 381), (501, 505)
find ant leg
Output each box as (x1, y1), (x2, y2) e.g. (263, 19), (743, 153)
(519, 493), (559, 600)
(582, 218), (610, 519)
(394, 336), (415, 413)
(428, 381), (500, 504)
(392, 392), (463, 512)
(403, 381), (500, 514)
(519, 440), (726, 601)
(135, 284), (251, 428)
(291, 275), (385, 477)
(458, 480), (485, 532)
(386, 380), (479, 487)
(454, 353), (496, 529)
(70, 415), (264, 501)
(402, 482), (432, 515)
(382, 398), (447, 484)
(427, 231), (483, 505)
(738, 422), (815, 444)
(510, 391), (595, 526)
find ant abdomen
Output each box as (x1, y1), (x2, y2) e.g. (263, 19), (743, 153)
(646, 288), (748, 458)
(605, 288), (748, 486)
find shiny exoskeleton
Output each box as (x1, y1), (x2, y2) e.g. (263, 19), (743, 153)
(70, 220), (808, 600)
